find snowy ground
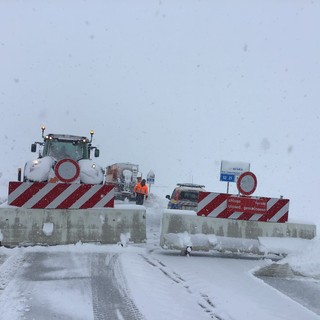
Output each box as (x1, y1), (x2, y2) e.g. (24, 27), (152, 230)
(0, 190), (320, 320)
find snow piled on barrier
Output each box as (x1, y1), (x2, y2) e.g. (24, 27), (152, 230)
(279, 236), (320, 278)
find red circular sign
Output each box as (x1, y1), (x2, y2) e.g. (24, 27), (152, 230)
(237, 171), (257, 195)
(54, 159), (80, 183)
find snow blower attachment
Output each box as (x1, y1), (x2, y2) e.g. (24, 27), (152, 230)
(161, 190), (317, 256)
(0, 126), (146, 247)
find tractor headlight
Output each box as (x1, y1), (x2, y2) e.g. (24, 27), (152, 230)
(30, 159), (40, 171)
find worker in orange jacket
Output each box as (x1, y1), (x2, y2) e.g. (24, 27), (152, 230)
(134, 178), (148, 205)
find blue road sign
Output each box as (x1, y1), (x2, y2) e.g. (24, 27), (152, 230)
(220, 173), (235, 182)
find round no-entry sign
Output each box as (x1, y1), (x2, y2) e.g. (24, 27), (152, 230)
(237, 171), (257, 195)
(54, 159), (80, 183)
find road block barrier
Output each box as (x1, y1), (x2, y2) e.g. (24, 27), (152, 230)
(0, 206), (146, 246)
(8, 182), (114, 209)
(197, 192), (289, 222)
(160, 211), (316, 254)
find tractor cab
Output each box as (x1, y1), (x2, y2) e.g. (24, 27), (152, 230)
(24, 126), (104, 184)
(31, 126), (100, 161)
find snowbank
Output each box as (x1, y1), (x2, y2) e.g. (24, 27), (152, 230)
(280, 236), (320, 278)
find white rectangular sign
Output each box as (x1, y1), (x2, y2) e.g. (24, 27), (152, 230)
(147, 170), (155, 185)
(220, 160), (250, 183)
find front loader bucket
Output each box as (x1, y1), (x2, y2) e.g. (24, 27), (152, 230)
(160, 211), (316, 255)
(0, 206), (146, 247)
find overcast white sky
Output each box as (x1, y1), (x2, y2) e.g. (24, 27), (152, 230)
(0, 0), (319, 228)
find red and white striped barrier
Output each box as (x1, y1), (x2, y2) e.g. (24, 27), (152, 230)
(197, 192), (289, 223)
(8, 181), (114, 209)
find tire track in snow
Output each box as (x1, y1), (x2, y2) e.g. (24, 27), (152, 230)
(91, 253), (145, 320)
(0, 250), (26, 291)
(140, 255), (226, 320)
(0, 250), (29, 319)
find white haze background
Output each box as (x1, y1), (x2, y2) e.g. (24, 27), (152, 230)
(1, 2), (320, 319)
(0, 0), (320, 232)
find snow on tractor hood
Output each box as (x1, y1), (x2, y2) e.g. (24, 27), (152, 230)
(24, 156), (104, 184)
(24, 156), (54, 182)
(78, 159), (104, 184)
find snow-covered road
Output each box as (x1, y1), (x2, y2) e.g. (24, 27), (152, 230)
(0, 196), (319, 320)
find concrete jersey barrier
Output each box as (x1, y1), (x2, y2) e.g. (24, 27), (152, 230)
(160, 211), (317, 254)
(0, 206), (146, 247)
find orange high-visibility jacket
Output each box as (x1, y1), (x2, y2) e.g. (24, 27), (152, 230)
(134, 182), (148, 195)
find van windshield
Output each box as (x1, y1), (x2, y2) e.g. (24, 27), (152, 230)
(179, 191), (199, 202)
